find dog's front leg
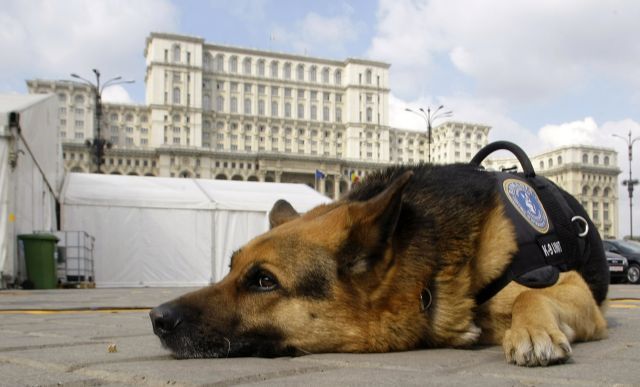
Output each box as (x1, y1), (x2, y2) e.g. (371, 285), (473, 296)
(502, 271), (607, 367)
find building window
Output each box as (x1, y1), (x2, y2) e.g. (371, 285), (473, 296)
(336, 108), (342, 122)
(58, 93), (67, 103)
(309, 66), (317, 82)
(604, 202), (609, 221)
(74, 120), (84, 128)
(557, 155), (563, 165)
(284, 63), (291, 79)
(216, 96), (224, 111)
(310, 105), (317, 120)
(593, 155), (599, 165)
(243, 57), (252, 75)
(366, 69), (372, 84)
(297, 64), (304, 81)
(592, 202), (599, 220)
(257, 59), (265, 76)
(172, 44), (180, 62)
(203, 94), (211, 110)
(215, 54), (225, 72)
(258, 100), (265, 115)
(270, 61), (278, 78)
(285, 102), (291, 118)
(173, 87), (180, 104)
(583, 154), (589, 164)
(203, 52), (212, 70)
(230, 56), (238, 73)
(271, 101), (278, 117)
(297, 103), (304, 119)
(334, 70), (342, 85)
(322, 67), (330, 83)
(604, 156), (610, 166)
(74, 132), (84, 139)
(323, 106), (329, 121)
(244, 98), (252, 114)
(230, 97), (238, 113)
(366, 107), (373, 122)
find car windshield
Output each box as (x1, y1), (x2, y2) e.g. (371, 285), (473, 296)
(615, 240), (640, 254)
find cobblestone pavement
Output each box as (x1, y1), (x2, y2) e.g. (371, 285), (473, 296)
(0, 285), (638, 386)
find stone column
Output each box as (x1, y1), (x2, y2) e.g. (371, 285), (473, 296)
(334, 175), (341, 199)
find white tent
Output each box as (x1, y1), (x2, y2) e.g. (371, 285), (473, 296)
(0, 94), (62, 287)
(61, 173), (332, 287)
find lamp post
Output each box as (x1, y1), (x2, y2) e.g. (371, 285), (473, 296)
(70, 69), (134, 173)
(613, 131), (640, 239)
(405, 105), (452, 163)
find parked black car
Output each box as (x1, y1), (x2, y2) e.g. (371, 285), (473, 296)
(603, 240), (640, 284)
(605, 251), (629, 283)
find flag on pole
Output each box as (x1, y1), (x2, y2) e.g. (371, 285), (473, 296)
(315, 169), (326, 179)
(351, 171), (360, 184)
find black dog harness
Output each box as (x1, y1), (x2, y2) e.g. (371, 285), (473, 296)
(470, 142), (591, 305)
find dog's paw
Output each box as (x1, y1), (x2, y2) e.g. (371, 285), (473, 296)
(503, 326), (572, 367)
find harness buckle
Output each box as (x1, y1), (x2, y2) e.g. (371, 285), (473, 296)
(571, 216), (589, 237)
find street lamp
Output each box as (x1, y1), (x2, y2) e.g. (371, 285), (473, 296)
(613, 131), (640, 239)
(405, 105), (452, 163)
(70, 69), (134, 173)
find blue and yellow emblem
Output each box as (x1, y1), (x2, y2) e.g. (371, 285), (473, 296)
(503, 179), (550, 234)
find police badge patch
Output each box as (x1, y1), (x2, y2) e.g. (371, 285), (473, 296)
(503, 178), (550, 234)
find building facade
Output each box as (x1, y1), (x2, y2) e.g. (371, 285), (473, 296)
(27, 32), (621, 237)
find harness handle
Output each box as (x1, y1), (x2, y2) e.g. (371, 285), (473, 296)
(470, 141), (536, 178)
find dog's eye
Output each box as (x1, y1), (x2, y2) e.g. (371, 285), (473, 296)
(248, 271), (279, 292)
(258, 275), (277, 290)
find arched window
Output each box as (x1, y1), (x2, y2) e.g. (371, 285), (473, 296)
(243, 57), (252, 75)
(203, 94), (211, 110)
(366, 107), (373, 122)
(296, 64), (304, 81)
(309, 66), (317, 82)
(58, 93), (67, 103)
(110, 113), (118, 122)
(270, 61), (278, 78)
(172, 44), (181, 62)
(244, 98), (252, 114)
(125, 113), (133, 122)
(604, 187), (611, 197)
(366, 69), (372, 84)
(229, 56), (238, 73)
(203, 52), (212, 71)
(539, 160), (544, 169)
(216, 96), (224, 111)
(140, 115), (148, 123)
(548, 158), (553, 168)
(257, 59), (265, 76)
(310, 105), (317, 120)
(284, 63), (291, 79)
(230, 97), (238, 113)
(593, 187), (600, 196)
(172, 114), (180, 123)
(336, 107), (342, 122)
(334, 70), (342, 85)
(323, 106), (330, 121)
(172, 87), (180, 104)
(604, 156), (610, 166)
(271, 101), (278, 117)
(258, 100), (265, 115)
(557, 155), (563, 165)
(594, 155), (599, 165)
(582, 186), (590, 196)
(322, 67), (330, 83)
(215, 54), (225, 72)
(74, 95), (85, 106)
(582, 154), (589, 164)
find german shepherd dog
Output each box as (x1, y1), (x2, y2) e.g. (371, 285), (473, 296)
(150, 161), (608, 367)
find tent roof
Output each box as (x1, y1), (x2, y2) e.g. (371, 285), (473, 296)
(0, 93), (51, 115)
(62, 173), (332, 212)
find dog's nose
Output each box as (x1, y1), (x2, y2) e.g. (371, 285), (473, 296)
(149, 303), (182, 336)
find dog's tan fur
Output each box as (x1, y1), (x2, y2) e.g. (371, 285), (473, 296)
(151, 165), (608, 366)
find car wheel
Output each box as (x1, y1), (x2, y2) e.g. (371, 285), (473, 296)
(628, 264), (640, 285)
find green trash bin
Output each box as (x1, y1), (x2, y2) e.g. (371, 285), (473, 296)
(18, 234), (59, 289)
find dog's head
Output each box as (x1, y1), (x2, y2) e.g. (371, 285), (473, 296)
(150, 171), (422, 358)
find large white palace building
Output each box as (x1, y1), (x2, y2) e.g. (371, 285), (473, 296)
(27, 32), (621, 238)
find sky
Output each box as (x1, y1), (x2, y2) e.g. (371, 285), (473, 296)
(2, 0), (640, 236)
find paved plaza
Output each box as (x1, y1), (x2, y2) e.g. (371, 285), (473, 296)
(0, 285), (638, 386)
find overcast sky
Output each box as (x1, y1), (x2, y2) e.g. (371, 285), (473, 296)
(2, 0), (640, 235)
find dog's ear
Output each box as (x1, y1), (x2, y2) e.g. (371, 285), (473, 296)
(269, 199), (300, 228)
(340, 170), (413, 276)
